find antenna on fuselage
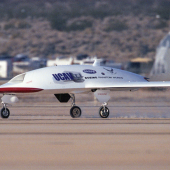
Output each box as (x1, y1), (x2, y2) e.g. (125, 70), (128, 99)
(93, 59), (102, 66)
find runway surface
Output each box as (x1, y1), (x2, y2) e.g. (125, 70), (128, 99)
(0, 106), (170, 170)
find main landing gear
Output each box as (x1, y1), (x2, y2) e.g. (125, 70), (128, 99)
(69, 94), (110, 119)
(99, 103), (110, 118)
(70, 94), (81, 118)
(70, 106), (81, 118)
(1, 103), (10, 119)
(94, 90), (111, 118)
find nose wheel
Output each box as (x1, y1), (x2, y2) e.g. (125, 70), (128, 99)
(1, 107), (10, 119)
(99, 106), (110, 118)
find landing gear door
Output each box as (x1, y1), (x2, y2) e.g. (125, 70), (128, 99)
(94, 90), (110, 103)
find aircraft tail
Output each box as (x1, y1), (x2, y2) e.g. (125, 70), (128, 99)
(150, 32), (170, 81)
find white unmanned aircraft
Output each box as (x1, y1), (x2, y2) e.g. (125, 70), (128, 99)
(0, 60), (170, 119)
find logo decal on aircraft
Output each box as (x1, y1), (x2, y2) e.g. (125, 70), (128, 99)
(83, 69), (96, 74)
(52, 72), (84, 83)
(52, 73), (73, 81)
(85, 77), (97, 79)
(104, 68), (116, 74)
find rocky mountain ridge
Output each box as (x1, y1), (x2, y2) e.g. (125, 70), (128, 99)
(0, 0), (170, 62)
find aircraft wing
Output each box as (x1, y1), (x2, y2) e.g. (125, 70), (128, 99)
(86, 81), (170, 89)
(0, 81), (170, 94)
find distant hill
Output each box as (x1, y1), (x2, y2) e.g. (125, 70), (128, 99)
(0, 0), (170, 62)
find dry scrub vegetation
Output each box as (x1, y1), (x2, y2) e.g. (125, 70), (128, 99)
(0, 0), (170, 62)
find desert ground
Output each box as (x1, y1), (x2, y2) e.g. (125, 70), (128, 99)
(0, 89), (170, 169)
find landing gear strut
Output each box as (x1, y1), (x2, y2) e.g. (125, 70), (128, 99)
(70, 94), (81, 118)
(1, 103), (10, 119)
(99, 103), (110, 118)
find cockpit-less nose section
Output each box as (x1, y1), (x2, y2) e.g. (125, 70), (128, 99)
(9, 73), (26, 84)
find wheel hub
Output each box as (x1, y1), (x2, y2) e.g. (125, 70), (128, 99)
(70, 106), (81, 118)
(99, 106), (109, 118)
(73, 108), (80, 116)
(1, 107), (10, 119)
(2, 109), (9, 116)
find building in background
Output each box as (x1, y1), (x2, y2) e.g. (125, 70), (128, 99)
(13, 54), (46, 76)
(0, 55), (13, 79)
(47, 56), (73, 66)
(47, 54), (123, 69)
(126, 57), (153, 76)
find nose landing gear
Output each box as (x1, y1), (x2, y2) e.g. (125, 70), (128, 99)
(0, 95), (19, 119)
(1, 103), (10, 119)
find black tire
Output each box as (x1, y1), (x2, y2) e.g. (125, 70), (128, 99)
(1, 108), (10, 119)
(99, 106), (109, 118)
(70, 106), (81, 118)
